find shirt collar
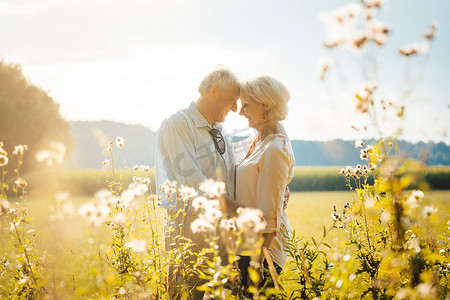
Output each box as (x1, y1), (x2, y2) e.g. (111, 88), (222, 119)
(187, 102), (211, 128)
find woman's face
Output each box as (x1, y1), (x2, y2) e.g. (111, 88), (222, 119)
(239, 97), (265, 129)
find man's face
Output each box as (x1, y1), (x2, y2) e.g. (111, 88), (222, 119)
(212, 83), (239, 123)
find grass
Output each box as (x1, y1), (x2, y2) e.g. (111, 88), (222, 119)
(286, 190), (449, 240)
(1, 190), (448, 297)
(6, 190), (449, 250)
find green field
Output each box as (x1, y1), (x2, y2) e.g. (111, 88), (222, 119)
(14, 166), (450, 198)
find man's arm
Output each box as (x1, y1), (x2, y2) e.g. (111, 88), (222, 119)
(156, 117), (208, 207)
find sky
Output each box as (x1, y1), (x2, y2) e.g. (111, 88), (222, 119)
(1, 0), (449, 143)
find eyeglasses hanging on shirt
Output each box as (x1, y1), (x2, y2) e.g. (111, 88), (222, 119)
(209, 128), (226, 155)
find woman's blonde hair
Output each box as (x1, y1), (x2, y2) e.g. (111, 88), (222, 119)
(240, 75), (290, 120)
(198, 66), (239, 96)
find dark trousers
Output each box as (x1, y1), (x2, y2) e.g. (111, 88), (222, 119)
(238, 255), (282, 298)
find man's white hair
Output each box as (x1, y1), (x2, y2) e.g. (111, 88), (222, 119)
(198, 65), (239, 96)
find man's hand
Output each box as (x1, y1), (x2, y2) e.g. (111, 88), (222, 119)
(283, 185), (290, 210)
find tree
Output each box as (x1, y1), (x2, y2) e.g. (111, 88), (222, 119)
(0, 60), (74, 172)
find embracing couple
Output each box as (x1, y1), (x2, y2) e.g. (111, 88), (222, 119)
(155, 66), (295, 299)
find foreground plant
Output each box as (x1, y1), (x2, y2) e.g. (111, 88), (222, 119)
(0, 142), (45, 299)
(278, 1), (448, 299)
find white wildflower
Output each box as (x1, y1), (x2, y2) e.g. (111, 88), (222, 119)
(380, 211), (391, 225)
(220, 218), (237, 231)
(36, 142), (66, 167)
(204, 199), (220, 211)
(116, 137), (125, 148)
(179, 185), (198, 202)
(190, 216), (215, 233)
(204, 208), (222, 223)
(422, 206), (437, 218)
(12, 144), (27, 156)
(365, 197), (376, 209)
(1, 199), (10, 214)
(0, 154), (8, 167)
(192, 196), (208, 210)
(365, 145), (375, 155)
(417, 282), (436, 298)
(159, 180), (177, 196)
(199, 179), (226, 199)
(355, 140), (364, 148)
(405, 190), (423, 211)
(236, 207), (266, 233)
(399, 43), (419, 57)
(55, 192), (69, 202)
(410, 190), (424, 201)
(62, 202), (75, 216)
(78, 202), (110, 227)
(95, 189), (116, 207)
(331, 212), (340, 221)
(126, 238), (147, 252)
(15, 178), (27, 188)
(112, 212), (127, 226)
(147, 194), (161, 204)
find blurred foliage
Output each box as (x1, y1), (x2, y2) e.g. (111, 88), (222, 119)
(0, 60), (74, 173)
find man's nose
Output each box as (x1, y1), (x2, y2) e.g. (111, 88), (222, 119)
(231, 101), (237, 112)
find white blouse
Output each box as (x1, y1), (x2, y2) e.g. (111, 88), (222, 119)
(236, 133), (295, 268)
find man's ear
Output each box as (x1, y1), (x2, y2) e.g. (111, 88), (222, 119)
(211, 84), (218, 96)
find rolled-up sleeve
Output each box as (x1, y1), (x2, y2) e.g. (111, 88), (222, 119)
(256, 144), (291, 233)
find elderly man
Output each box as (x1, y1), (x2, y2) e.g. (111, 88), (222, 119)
(155, 66), (240, 299)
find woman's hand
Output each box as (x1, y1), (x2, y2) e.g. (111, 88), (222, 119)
(283, 185), (290, 210)
(257, 258), (265, 283)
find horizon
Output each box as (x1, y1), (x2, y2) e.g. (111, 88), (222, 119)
(68, 119), (450, 145)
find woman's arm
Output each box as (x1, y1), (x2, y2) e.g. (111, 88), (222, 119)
(256, 144), (291, 233)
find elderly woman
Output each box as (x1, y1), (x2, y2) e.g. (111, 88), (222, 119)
(236, 75), (295, 292)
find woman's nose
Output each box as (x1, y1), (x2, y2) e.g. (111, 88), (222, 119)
(239, 106), (244, 115)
